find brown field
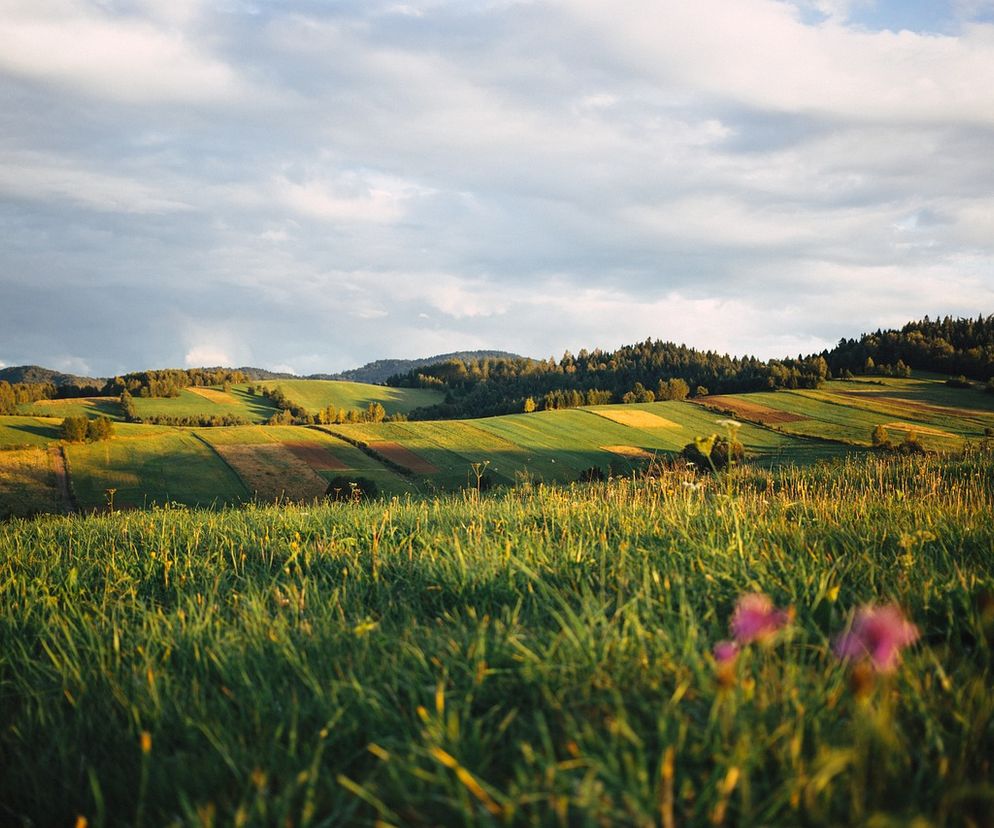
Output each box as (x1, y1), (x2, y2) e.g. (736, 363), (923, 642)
(838, 392), (990, 420)
(368, 441), (439, 473)
(594, 410), (679, 428)
(696, 396), (808, 424)
(212, 444), (329, 501)
(601, 445), (655, 459)
(881, 422), (959, 440)
(187, 387), (238, 404)
(284, 442), (348, 471)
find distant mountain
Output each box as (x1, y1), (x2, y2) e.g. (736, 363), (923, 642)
(0, 365), (104, 388)
(312, 350), (527, 385)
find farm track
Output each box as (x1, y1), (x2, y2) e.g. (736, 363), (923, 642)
(48, 444), (76, 513)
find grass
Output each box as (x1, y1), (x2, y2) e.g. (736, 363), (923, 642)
(1, 449), (992, 825)
(0, 416), (63, 448)
(17, 397), (124, 421)
(131, 387), (280, 423)
(64, 430), (249, 510)
(255, 380), (444, 416)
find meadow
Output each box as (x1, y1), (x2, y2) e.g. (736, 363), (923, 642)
(1, 449), (992, 825)
(254, 380), (444, 416)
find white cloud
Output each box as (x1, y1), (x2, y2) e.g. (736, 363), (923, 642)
(560, 0), (994, 124)
(184, 345), (233, 367)
(275, 172), (425, 224)
(0, 0), (243, 103)
(0, 151), (192, 213)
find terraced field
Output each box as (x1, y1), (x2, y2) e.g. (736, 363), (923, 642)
(254, 379), (443, 416)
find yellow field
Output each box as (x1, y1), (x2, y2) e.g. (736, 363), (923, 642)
(593, 410), (679, 428)
(600, 445), (655, 459)
(212, 443), (329, 502)
(187, 387), (238, 404)
(881, 421), (959, 440)
(0, 448), (58, 517)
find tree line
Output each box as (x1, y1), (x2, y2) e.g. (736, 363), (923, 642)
(825, 314), (994, 381)
(388, 342), (829, 420)
(250, 385), (405, 426)
(104, 368), (249, 398)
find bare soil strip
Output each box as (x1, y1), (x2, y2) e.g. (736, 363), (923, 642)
(213, 443), (329, 501)
(284, 442), (348, 471)
(368, 441), (439, 473)
(696, 396), (808, 424)
(187, 387), (238, 404)
(595, 409), (679, 428)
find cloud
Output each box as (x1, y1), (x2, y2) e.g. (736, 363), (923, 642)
(1, 0), (993, 375)
(184, 345), (234, 368)
(0, 0), (244, 104)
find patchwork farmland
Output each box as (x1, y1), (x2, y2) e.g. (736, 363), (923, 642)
(3, 375), (992, 518)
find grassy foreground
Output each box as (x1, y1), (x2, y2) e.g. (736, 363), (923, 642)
(1, 452), (993, 826)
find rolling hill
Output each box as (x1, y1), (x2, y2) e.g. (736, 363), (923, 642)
(3, 374), (993, 517)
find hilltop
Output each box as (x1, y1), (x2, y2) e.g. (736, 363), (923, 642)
(314, 350), (527, 384)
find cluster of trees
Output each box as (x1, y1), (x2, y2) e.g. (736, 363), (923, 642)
(826, 315), (994, 381)
(389, 343), (827, 420)
(871, 425), (926, 455)
(60, 415), (114, 442)
(0, 381), (56, 414)
(255, 385), (403, 426)
(103, 369), (248, 398)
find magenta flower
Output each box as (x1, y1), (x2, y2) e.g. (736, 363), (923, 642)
(713, 640), (739, 664)
(730, 593), (792, 644)
(834, 604), (920, 673)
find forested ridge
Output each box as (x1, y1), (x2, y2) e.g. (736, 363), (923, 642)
(388, 314), (994, 420)
(2, 315), (992, 418)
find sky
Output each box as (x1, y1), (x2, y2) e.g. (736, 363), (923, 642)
(2, 0), (994, 377)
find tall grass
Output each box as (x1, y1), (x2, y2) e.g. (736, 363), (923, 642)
(1, 451), (992, 825)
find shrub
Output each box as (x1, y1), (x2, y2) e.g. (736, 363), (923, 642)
(579, 466), (606, 483)
(60, 416), (89, 443)
(325, 476), (379, 502)
(871, 424), (892, 450)
(681, 435), (744, 471)
(946, 376), (973, 389)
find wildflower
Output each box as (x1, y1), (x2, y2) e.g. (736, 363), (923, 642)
(834, 604), (919, 673)
(713, 640), (739, 688)
(730, 592), (792, 644)
(713, 640), (739, 664)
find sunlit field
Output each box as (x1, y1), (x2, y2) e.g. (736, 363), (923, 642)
(2, 448), (992, 826)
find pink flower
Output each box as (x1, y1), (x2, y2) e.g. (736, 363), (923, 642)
(730, 593), (792, 644)
(713, 640), (739, 664)
(834, 604), (920, 673)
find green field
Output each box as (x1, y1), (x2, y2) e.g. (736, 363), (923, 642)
(130, 386), (280, 422)
(0, 416), (63, 448)
(2, 376), (991, 516)
(17, 396), (123, 420)
(65, 429), (249, 509)
(256, 379), (444, 415)
(2, 450), (992, 825)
